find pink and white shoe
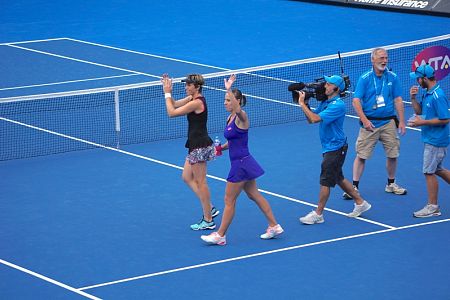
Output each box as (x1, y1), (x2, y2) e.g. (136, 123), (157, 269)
(260, 224), (284, 239)
(201, 232), (226, 245)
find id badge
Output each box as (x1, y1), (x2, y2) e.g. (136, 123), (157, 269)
(376, 95), (385, 108)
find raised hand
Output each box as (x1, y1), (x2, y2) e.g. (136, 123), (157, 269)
(224, 74), (236, 91)
(161, 73), (173, 93)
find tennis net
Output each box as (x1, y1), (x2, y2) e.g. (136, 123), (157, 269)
(1, 34), (449, 160)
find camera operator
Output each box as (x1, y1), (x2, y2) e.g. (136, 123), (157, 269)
(298, 75), (372, 224)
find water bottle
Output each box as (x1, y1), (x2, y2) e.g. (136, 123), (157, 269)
(214, 136), (222, 156)
(407, 114), (416, 126)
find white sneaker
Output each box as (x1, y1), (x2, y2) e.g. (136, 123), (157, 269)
(200, 232), (226, 245)
(260, 224), (284, 239)
(300, 211), (324, 225)
(385, 182), (407, 195)
(347, 200), (371, 218)
(413, 204), (441, 218)
(343, 185), (359, 200)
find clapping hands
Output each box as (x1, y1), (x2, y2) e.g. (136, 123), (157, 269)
(161, 73), (173, 93)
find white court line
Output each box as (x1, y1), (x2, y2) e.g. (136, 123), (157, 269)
(78, 218), (450, 291)
(4, 37), (299, 93)
(65, 37), (229, 71)
(7, 44), (161, 79)
(4, 35), (449, 73)
(0, 259), (101, 299)
(0, 37), (67, 46)
(0, 117), (183, 170)
(9, 37), (289, 94)
(257, 188), (395, 229)
(0, 74), (140, 91)
(0, 36), (445, 296)
(0, 116), (395, 229)
(198, 34), (450, 76)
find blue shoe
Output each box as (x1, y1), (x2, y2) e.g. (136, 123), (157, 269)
(211, 206), (220, 218)
(190, 218), (216, 230)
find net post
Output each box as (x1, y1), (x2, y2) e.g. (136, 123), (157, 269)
(114, 88), (121, 149)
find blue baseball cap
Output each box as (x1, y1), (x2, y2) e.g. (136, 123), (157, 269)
(410, 64), (435, 79)
(324, 75), (345, 91)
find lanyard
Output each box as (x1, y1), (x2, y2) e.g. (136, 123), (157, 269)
(372, 72), (385, 96)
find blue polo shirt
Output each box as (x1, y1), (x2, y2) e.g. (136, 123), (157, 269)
(316, 96), (346, 153)
(420, 84), (449, 147)
(353, 68), (402, 128)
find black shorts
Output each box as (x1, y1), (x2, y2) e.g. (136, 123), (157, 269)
(320, 144), (348, 187)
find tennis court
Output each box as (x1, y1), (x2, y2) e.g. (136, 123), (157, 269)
(1, 1), (450, 299)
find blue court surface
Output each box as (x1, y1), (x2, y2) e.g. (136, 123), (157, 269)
(1, 1), (450, 299)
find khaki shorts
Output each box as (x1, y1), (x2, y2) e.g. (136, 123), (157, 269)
(356, 119), (400, 160)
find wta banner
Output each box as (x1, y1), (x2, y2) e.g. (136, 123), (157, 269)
(296, 0), (450, 16)
(410, 45), (450, 81)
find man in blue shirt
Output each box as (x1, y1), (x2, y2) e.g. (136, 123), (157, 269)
(297, 75), (371, 224)
(344, 48), (407, 199)
(409, 64), (449, 218)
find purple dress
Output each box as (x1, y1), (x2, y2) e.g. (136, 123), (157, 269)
(224, 116), (264, 183)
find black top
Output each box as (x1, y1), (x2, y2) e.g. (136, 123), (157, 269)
(185, 96), (213, 152)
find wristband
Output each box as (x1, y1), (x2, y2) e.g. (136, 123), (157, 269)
(164, 93), (172, 99)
